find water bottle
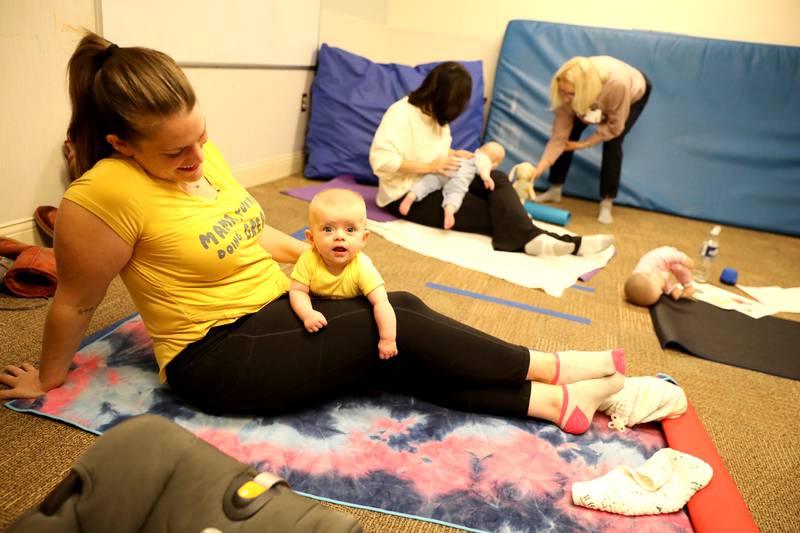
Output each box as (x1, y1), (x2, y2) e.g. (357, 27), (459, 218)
(694, 225), (721, 282)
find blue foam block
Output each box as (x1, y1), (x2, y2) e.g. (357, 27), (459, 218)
(720, 267), (739, 285)
(524, 201), (571, 226)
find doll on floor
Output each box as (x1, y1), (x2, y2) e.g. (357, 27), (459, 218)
(624, 246), (695, 306)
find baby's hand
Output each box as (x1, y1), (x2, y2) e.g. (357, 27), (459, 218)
(378, 339), (398, 360)
(683, 284), (695, 298)
(669, 286), (683, 300)
(304, 311), (328, 333)
(481, 175), (495, 191)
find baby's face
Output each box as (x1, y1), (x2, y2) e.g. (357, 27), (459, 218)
(308, 204), (368, 272)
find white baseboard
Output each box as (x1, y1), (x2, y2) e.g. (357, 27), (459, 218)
(0, 151), (304, 245)
(232, 151), (304, 188)
(0, 218), (45, 246)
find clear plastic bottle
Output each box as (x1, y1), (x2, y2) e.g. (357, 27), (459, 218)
(694, 225), (721, 282)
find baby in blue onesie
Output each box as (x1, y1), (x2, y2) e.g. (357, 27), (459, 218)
(398, 145), (499, 229)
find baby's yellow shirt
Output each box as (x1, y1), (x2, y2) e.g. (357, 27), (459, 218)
(291, 249), (384, 299)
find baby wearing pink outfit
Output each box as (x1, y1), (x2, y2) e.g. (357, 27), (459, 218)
(624, 246), (695, 306)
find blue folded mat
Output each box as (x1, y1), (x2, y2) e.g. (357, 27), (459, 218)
(486, 20), (800, 236)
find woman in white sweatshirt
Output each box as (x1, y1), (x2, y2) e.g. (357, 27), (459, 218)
(369, 61), (613, 257)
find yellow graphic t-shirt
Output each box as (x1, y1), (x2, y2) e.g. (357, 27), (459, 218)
(64, 141), (290, 381)
(291, 249), (384, 299)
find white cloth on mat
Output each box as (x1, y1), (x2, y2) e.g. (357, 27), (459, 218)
(366, 219), (615, 297)
(599, 376), (688, 431)
(572, 448), (712, 516)
(737, 285), (800, 314)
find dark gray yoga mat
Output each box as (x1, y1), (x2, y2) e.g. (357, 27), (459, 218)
(650, 296), (800, 380)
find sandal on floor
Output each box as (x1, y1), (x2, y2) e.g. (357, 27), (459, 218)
(3, 246), (57, 297)
(0, 236), (35, 259)
(34, 205), (58, 239)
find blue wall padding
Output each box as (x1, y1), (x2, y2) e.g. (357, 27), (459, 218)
(524, 201), (571, 226)
(305, 44), (484, 184)
(485, 20), (800, 236)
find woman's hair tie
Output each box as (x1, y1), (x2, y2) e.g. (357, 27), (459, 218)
(94, 43), (119, 69)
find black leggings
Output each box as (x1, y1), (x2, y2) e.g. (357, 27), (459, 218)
(549, 78), (652, 199)
(385, 170), (581, 252)
(167, 292), (532, 417)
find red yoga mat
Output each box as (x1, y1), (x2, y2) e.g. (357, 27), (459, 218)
(661, 402), (758, 533)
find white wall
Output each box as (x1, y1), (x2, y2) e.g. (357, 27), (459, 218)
(0, 0), (94, 242)
(320, 0), (800, 103)
(3, 0), (799, 242)
(0, 0), (312, 243)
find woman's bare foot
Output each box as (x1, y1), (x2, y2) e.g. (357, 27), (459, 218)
(443, 204), (456, 229)
(398, 192), (416, 216)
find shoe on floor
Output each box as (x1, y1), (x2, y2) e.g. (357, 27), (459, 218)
(34, 206), (58, 239)
(0, 236), (35, 260)
(3, 246), (57, 297)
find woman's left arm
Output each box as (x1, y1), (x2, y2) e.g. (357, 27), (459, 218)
(259, 225), (310, 263)
(585, 79), (631, 147)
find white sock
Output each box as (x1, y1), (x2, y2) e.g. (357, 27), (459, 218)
(534, 348), (626, 385)
(576, 234), (614, 256)
(534, 185), (562, 203)
(524, 234), (575, 256)
(556, 373), (625, 434)
(572, 448), (712, 516)
(598, 198), (613, 224)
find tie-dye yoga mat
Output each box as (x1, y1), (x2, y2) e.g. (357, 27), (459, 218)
(7, 315), (692, 533)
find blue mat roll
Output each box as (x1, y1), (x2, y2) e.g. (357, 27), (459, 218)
(524, 201), (571, 226)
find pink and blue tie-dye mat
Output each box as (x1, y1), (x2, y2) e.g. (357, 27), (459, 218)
(7, 314), (693, 532)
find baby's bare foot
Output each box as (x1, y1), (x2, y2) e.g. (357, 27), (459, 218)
(443, 205), (456, 230)
(399, 192), (416, 216)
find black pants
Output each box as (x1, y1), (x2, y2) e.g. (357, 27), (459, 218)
(549, 78), (652, 199)
(385, 169), (581, 252)
(167, 292), (532, 417)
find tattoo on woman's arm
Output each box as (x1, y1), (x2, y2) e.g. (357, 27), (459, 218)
(77, 306), (95, 315)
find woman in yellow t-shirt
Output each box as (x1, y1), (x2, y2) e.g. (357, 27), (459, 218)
(0, 33), (626, 435)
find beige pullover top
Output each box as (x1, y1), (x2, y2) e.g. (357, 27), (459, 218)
(541, 56), (646, 166)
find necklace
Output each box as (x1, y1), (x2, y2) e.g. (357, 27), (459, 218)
(184, 177), (205, 190)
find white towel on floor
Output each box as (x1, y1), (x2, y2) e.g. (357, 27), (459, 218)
(367, 219), (615, 297)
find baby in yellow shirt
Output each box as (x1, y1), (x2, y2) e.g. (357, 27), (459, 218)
(290, 188), (398, 359)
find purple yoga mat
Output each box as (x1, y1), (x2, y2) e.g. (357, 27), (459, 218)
(281, 175), (398, 222)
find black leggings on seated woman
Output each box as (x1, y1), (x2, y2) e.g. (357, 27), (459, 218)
(384, 169), (581, 252)
(166, 292), (532, 417)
